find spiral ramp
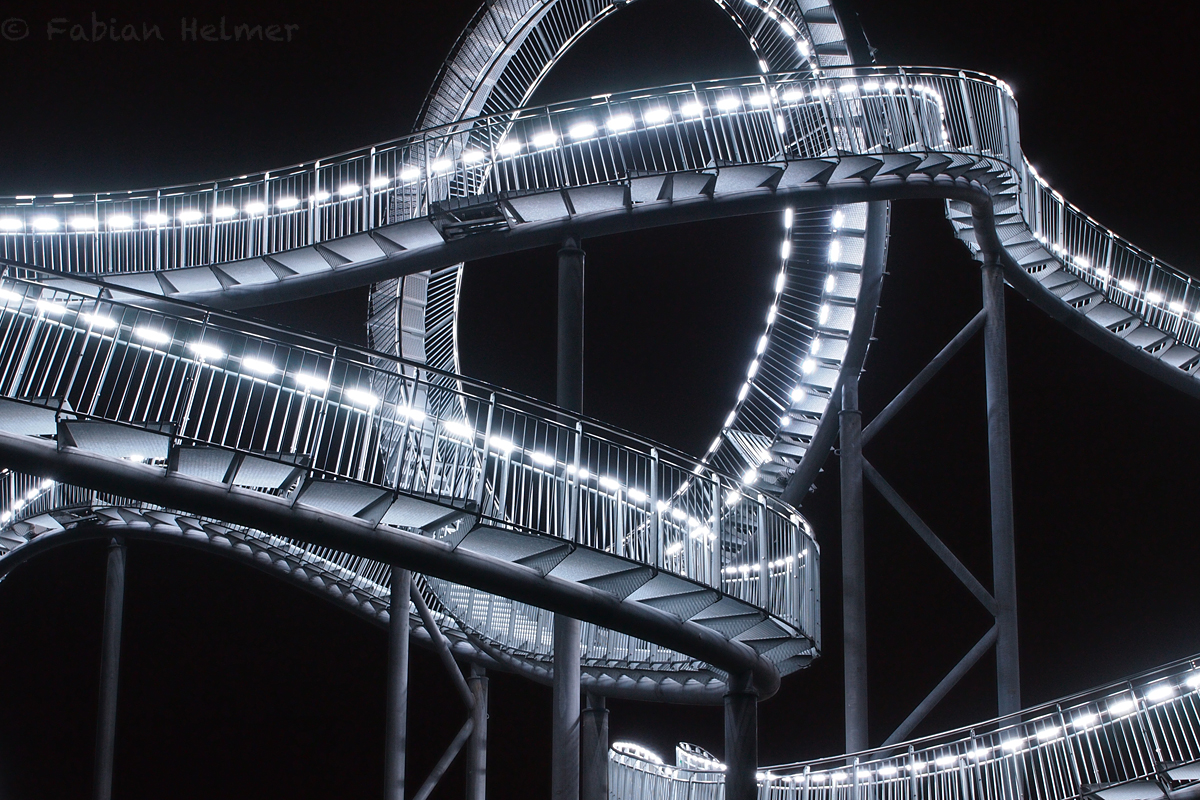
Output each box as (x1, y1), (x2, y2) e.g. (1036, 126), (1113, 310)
(0, 0), (1196, 797)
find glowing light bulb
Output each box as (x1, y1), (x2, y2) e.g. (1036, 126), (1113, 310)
(243, 357), (278, 375)
(643, 107), (671, 124)
(607, 114), (634, 131)
(345, 388), (380, 409)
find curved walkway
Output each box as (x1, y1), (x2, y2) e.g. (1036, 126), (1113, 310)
(610, 652), (1200, 800)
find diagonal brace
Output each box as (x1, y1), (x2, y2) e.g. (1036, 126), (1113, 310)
(882, 625), (997, 746)
(411, 717), (475, 800)
(862, 458), (997, 616)
(863, 309), (986, 446)
(410, 581), (477, 710)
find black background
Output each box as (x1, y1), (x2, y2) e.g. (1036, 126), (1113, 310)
(0, 0), (1197, 797)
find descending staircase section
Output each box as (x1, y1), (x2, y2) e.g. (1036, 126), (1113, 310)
(0, 273), (819, 697)
(947, 161), (1200, 386)
(610, 654), (1200, 800)
(705, 202), (880, 494)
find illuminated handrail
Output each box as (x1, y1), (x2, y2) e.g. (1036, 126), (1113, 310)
(0, 271), (817, 639)
(4, 68), (1192, 377)
(610, 653), (1200, 800)
(0, 67), (989, 272)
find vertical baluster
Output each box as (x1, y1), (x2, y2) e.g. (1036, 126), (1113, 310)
(568, 421), (583, 543)
(957, 73), (980, 152)
(650, 448), (660, 567)
(757, 495), (768, 608)
(711, 473), (722, 589)
(475, 394), (495, 512)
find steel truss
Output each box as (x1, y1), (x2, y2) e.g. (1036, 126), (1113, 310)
(839, 256), (1019, 752)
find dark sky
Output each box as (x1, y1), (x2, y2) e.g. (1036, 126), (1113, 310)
(0, 1), (1197, 798)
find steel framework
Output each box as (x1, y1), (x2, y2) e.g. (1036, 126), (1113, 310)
(0, 1), (1194, 799)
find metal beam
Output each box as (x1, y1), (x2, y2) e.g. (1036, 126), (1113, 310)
(409, 581), (476, 710)
(983, 259), (1021, 716)
(861, 459), (997, 616)
(107, 182), (994, 314)
(93, 537), (126, 800)
(862, 309), (986, 447)
(0, 431), (783, 697)
(411, 718), (475, 800)
(882, 626), (998, 746)
(552, 615), (581, 800)
(840, 375), (868, 754)
(554, 237), (584, 800)
(384, 567), (411, 800)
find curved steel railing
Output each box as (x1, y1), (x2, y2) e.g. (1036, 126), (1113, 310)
(610, 653), (1200, 800)
(0, 67), (970, 274)
(0, 267), (818, 641)
(5, 68), (1192, 362)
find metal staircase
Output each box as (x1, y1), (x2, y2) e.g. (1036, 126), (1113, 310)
(609, 654), (1200, 800)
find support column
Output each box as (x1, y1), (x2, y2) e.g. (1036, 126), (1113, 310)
(466, 665), (489, 800)
(840, 375), (868, 753)
(384, 567), (412, 800)
(581, 692), (609, 800)
(94, 537), (126, 800)
(554, 237), (585, 800)
(724, 672), (758, 800)
(982, 260), (1020, 716)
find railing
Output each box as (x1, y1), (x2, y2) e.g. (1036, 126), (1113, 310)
(4, 68), (1193, 373)
(610, 653), (1200, 800)
(0, 268), (817, 639)
(0, 67), (992, 275)
(1018, 160), (1200, 353)
(0, 480), (471, 648)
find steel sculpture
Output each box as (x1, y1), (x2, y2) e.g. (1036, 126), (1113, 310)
(0, 2), (1195, 800)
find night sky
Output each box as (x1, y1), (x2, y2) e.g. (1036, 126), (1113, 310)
(0, 1), (1197, 798)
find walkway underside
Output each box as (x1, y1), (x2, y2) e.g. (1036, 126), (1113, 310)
(0, 513), (732, 702)
(0, 426), (789, 699)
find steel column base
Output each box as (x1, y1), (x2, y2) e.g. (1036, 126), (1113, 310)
(581, 692), (609, 800)
(93, 537), (126, 800)
(725, 672), (758, 800)
(467, 665), (489, 800)
(384, 567), (411, 800)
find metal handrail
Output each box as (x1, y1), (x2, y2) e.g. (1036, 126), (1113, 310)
(610, 652), (1200, 800)
(3, 68), (1194, 369)
(0, 272), (818, 638)
(0, 67), (993, 271)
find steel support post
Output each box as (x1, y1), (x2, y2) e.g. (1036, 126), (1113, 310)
(581, 692), (609, 800)
(553, 617), (581, 800)
(94, 537), (126, 800)
(554, 237), (585, 800)
(725, 672), (759, 800)
(982, 260), (1020, 715)
(840, 375), (868, 753)
(466, 665), (489, 800)
(384, 567), (412, 800)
